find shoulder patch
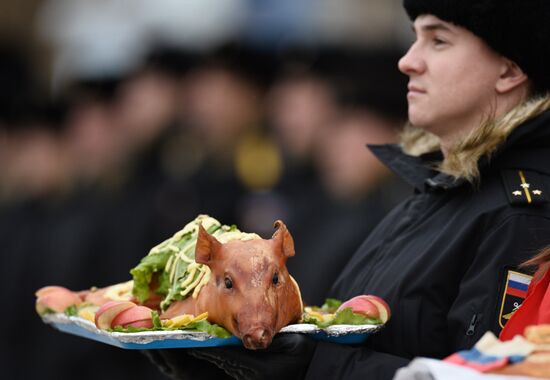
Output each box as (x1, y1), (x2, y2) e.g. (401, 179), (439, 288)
(498, 269), (533, 329)
(501, 169), (548, 206)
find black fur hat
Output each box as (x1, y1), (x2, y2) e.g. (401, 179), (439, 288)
(403, 0), (550, 95)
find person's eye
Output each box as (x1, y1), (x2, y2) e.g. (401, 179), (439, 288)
(225, 276), (233, 289)
(433, 37), (447, 46)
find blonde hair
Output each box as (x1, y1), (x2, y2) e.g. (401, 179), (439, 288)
(400, 94), (550, 183)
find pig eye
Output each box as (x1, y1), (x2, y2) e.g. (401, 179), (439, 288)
(224, 277), (233, 289)
(272, 272), (279, 285)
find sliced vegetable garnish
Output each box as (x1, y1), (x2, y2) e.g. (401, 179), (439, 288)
(64, 305), (78, 317)
(162, 312), (209, 328)
(302, 298), (383, 328)
(109, 312), (231, 338)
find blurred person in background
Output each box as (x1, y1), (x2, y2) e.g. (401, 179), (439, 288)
(236, 55), (337, 239)
(114, 48), (189, 162)
(0, 44), (61, 202)
(0, 47), (172, 379)
(87, 48), (198, 283)
(62, 80), (127, 190)
(315, 111), (400, 204)
(267, 58), (336, 175)
(148, 44), (274, 234)
(0, 117), (68, 202)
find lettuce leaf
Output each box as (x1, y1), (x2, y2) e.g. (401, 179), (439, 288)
(155, 270), (171, 297)
(111, 316), (232, 338)
(152, 310), (162, 329)
(321, 298), (342, 313)
(302, 298), (382, 328)
(185, 320), (232, 338)
(130, 250), (172, 303)
(159, 224), (221, 310)
(332, 307), (381, 325)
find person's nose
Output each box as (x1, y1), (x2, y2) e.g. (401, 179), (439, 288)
(398, 42), (425, 76)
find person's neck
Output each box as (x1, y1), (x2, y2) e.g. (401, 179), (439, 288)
(439, 92), (527, 157)
(437, 118), (481, 158)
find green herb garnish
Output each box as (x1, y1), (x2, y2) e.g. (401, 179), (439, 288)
(64, 305), (78, 317)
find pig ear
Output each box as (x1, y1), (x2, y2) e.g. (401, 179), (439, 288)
(272, 220), (295, 258)
(195, 224), (222, 265)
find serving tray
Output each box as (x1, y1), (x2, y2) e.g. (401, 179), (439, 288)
(42, 314), (383, 349)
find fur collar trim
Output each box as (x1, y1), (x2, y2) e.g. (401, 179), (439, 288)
(400, 95), (550, 183)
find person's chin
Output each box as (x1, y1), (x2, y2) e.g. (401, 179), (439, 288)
(407, 109), (428, 127)
(407, 115), (436, 133)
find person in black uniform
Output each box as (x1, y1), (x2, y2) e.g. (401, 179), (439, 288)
(146, 1), (550, 379)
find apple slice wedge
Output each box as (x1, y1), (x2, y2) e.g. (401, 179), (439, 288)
(365, 295), (391, 323)
(95, 301), (136, 330)
(36, 286), (71, 298)
(111, 305), (154, 328)
(36, 287), (82, 314)
(123, 319), (154, 329)
(337, 295), (380, 320)
(336, 295), (392, 324)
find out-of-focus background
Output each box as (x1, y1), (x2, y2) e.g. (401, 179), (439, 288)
(1, 1), (414, 379)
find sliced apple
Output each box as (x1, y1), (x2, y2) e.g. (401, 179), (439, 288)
(123, 319), (154, 329)
(365, 295), (391, 323)
(95, 301), (136, 330)
(111, 305), (153, 328)
(337, 295), (379, 319)
(337, 295), (392, 323)
(36, 286), (71, 298)
(36, 287), (82, 314)
(80, 288), (111, 306)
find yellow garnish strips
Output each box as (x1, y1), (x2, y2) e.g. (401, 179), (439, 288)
(162, 312), (209, 328)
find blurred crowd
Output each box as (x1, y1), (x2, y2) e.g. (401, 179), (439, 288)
(1, 9), (411, 377)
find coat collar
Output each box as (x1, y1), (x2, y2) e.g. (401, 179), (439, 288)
(370, 108), (550, 193)
(368, 144), (455, 192)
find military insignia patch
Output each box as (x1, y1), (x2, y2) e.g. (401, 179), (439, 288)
(498, 270), (533, 328)
(501, 169), (549, 206)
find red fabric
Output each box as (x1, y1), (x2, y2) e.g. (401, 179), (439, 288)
(500, 266), (550, 341)
(444, 353), (509, 372)
(445, 352), (465, 365)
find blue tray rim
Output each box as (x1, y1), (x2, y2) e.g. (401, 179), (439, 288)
(42, 314), (382, 349)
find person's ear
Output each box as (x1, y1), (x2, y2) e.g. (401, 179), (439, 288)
(496, 59), (529, 93)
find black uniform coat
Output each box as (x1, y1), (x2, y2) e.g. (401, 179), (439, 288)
(304, 108), (550, 379)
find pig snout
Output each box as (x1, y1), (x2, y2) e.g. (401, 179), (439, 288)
(242, 326), (274, 350)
